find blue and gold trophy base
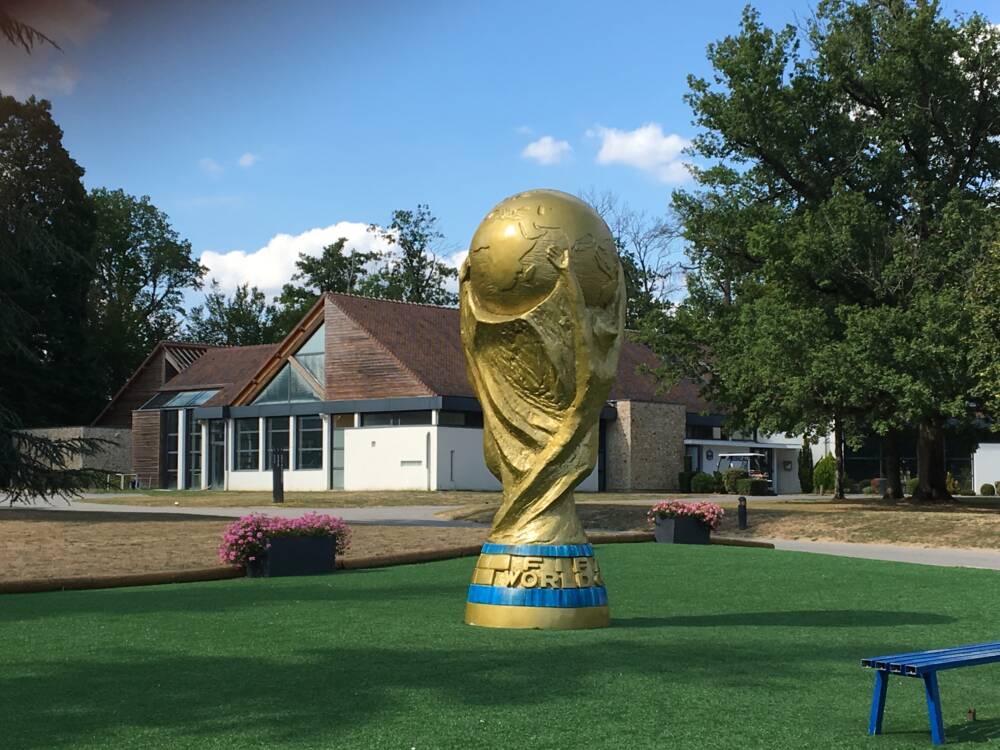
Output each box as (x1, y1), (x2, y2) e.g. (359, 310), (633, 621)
(465, 543), (609, 629)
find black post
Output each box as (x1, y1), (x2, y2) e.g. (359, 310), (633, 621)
(272, 448), (284, 504)
(737, 496), (748, 530)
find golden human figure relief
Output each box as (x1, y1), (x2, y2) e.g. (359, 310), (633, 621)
(460, 189), (625, 629)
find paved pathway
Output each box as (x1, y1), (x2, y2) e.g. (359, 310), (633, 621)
(759, 538), (1000, 571)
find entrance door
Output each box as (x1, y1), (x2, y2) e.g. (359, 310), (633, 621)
(208, 420), (225, 488)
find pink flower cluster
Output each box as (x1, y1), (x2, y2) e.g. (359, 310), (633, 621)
(218, 512), (353, 567)
(647, 500), (725, 531)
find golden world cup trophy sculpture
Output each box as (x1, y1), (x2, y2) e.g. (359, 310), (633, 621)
(460, 189), (625, 630)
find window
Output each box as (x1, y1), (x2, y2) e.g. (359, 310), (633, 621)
(296, 415), (323, 470)
(331, 413), (352, 489)
(294, 324), (325, 383)
(265, 417), (290, 470)
(235, 419), (259, 471)
(685, 424), (714, 440)
(360, 410), (432, 427)
(438, 411), (484, 428)
(142, 389), (219, 410)
(252, 363), (320, 404)
(685, 424), (729, 440)
(185, 410), (201, 488)
(162, 410), (179, 488)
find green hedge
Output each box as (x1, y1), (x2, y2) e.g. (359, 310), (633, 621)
(906, 477), (919, 496)
(981, 483), (996, 496)
(678, 470), (696, 493)
(723, 468), (749, 494)
(691, 472), (716, 494)
(735, 478), (770, 496)
(813, 455), (836, 494)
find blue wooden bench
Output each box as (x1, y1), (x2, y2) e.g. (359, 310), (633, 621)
(862, 641), (1000, 745)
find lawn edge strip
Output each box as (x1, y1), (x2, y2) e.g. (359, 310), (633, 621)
(0, 566), (243, 595)
(339, 532), (660, 570)
(712, 537), (775, 549)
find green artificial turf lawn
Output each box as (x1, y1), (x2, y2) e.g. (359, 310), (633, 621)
(3, 545), (999, 749)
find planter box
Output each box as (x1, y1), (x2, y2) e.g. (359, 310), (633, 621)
(246, 535), (336, 578)
(654, 517), (711, 545)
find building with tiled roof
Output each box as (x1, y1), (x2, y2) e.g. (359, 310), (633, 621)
(120, 293), (803, 493)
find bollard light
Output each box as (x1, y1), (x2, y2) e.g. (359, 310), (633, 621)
(737, 496), (748, 530)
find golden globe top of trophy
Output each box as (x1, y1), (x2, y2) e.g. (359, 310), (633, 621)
(460, 189), (625, 629)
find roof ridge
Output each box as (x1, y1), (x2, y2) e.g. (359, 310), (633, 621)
(325, 290), (459, 311)
(161, 340), (216, 349)
(324, 293), (438, 396)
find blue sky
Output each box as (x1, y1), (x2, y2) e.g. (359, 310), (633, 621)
(3, 0), (994, 301)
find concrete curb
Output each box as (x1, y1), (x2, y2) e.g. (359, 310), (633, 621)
(0, 566), (243, 595)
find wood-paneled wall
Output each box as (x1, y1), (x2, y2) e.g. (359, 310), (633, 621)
(95, 353), (175, 428)
(131, 410), (162, 488)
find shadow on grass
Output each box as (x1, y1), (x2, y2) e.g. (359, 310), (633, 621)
(0, 572), (470, 624)
(949, 718), (1000, 743)
(2, 635), (884, 749)
(616, 610), (957, 628)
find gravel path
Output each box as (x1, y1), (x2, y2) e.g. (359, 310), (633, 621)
(1, 501), (486, 527)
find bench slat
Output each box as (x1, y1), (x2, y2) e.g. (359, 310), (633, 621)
(899, 645), (1000, 667)
(889, 644), (1000, 669)
(905, 651), (1000, 676)
(862, 641), (1000, 670)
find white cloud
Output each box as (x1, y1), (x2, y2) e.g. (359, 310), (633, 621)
(199, 222), (397, 298)
(200, 222), (470, 300)
(238, 152), (259, 168)
(587, 123), (691, 183)
(515, 125), (534, 136)
(199, 157), (224, 177)
(0, 0), (108, 98)
(521, 135), (573, 166)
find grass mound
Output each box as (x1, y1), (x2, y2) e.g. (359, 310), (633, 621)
(3, 545), (998, 748)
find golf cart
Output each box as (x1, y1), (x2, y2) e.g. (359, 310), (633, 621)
(716, 452), (772, 489)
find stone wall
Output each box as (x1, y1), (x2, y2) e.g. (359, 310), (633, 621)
(605, 400), (686, 491)
(22, 426), (133, 473)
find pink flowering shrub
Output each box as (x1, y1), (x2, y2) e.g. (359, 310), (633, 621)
(219, 512), (352, 567)
(647, 500), (724, 531)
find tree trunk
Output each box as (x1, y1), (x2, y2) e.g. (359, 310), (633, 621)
(833, 416), (846, 499)
(883, 429), (903, 500)
(914, 420), (950, 502)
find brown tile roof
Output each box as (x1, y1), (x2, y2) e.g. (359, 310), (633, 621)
(327, 293), (704, 407)
(160, 343), (280, 406)
(91, 340), (214, 426)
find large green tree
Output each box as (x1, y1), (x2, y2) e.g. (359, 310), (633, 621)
(187, 281), (281, 346)
(365, 205), (457, 305)
(970, 243), (1000, 423)
(89, 188), (205, 398)
(650, 1), (1000, 501)
(272, 237), (378, 336)
(0, 94), (100, 426)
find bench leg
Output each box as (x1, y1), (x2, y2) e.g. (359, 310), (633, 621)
(869, 669), (890, 735)
(922, 672), (945, 745)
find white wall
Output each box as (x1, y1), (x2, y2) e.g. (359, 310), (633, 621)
(221, 421), (600, 493)
(973, 443), (1000, 492)
(435, 426), (501, 491)
(344, 425), (434, 491)
(774, 448), (801, 494)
